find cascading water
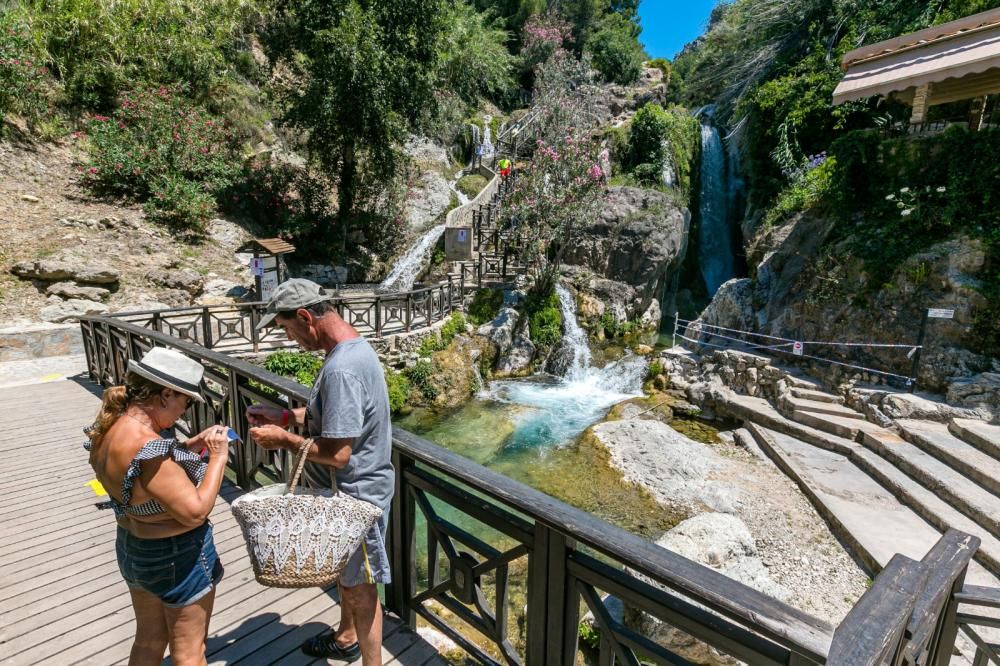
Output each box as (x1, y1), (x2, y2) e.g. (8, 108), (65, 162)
(479, 285), (647, 449)
(378, 224), (446, 292)
(697, 116), (737, 297)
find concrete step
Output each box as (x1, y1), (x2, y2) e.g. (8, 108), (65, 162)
(783, 395), (865, 420)
(789, 387), (845, 405)
(715, 392), (1000, 578)
(784, 374), (824, 391)
(746, 423), (943, 575)
(950, 418), (1000, 461)
(897, 419), (1000, 499)
(790, 409), (886, 442)
(859, 430), (1000, 541)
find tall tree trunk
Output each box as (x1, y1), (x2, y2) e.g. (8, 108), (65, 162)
(337, 138), (357, 255)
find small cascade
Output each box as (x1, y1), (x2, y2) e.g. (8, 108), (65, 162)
(471, 362), (486, 396)
(697, 117), (736, 297)
(556, 285), (592, 380)
(378, 224), (446, 292)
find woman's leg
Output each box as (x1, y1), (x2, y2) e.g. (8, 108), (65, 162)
(164, 587), (216, 666)
(128, 588), (169, 666)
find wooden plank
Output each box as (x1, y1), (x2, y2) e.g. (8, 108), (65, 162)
(956, 585), (1000, 609)
(827, 554), (927, 666)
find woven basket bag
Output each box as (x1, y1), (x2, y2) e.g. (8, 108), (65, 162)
(231, 438), (383, 588)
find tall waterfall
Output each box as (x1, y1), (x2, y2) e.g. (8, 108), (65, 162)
(556, 285), (593, 381)
(697, 120), (736, 297)
(378, 224), (446, 292)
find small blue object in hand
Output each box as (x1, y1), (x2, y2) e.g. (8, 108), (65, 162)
(226, 427), (241, 442)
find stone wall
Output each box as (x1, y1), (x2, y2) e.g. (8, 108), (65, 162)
(0, 323), (84, 361)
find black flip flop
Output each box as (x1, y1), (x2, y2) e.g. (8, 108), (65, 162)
(301, 633), (362, 661)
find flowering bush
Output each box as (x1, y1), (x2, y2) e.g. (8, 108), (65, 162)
(885, 185), (947, 226)
(0, 17), (50, 122)
(81, 86), (240, 231)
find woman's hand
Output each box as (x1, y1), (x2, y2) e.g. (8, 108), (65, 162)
(247, 404), (284, 426)
(197, 425), (230, 459)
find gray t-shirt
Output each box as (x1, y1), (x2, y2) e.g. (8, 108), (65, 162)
(303, 337), (394, 510)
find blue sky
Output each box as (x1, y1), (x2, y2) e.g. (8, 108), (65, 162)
(638, 0), (719, 60)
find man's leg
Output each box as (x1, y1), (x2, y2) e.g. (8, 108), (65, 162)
(339, 583), (382, 666)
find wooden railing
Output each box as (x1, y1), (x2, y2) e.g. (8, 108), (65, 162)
(78, 312), (997, 666)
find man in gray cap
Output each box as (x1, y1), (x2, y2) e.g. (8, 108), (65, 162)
(247, 278), (393, 665)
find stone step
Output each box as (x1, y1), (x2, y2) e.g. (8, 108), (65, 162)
(859, 430), (1000, 541)
(790, 409), (885, 442)
(784, 374), (824, 391)
(746, 423), (1000, 581)
(789, 387), (845, 405)
(783, 395), (865, 420)
(950, 418), (1000, 461)
(714, 391), (1000, 578)
(897, 419), (1000, 499)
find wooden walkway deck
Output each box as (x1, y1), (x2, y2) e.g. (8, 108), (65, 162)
(0, 378), (444, 666)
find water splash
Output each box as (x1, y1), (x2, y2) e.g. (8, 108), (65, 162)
(378, 224), (446, 292)
(478, 284), (647, 450)
(697, 120), (736, 297)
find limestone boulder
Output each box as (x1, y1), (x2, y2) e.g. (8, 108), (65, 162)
(46, 281), (110, 302)
(41, 298), (109, 323)
(495, 330), (535, 377)
(946, 373), (1000, 422)
(206, 218), (251, 250)
(693, 278), (754, 341)
(12, 259), (120, 285)
(404, 171), (452, 230)
(146, 268), (204, 296)
(623, 513), (788, 666)
(476, 307), (519, 351)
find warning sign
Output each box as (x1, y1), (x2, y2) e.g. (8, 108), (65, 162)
(792, 341), (804, 356)
(927, 308), (954, 319)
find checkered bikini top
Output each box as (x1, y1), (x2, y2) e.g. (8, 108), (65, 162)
(85, 435), (207, 518)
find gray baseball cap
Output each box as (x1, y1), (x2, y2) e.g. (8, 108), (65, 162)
(256, 278), (332, 329)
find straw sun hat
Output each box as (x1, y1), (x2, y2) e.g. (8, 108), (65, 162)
(127, 347), (206, 403)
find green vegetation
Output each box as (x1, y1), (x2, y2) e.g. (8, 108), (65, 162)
(384, 367), (411, 414)
(418, 313), (468, 356)
(646, 359), (665, 380)
(599, 312), (637, 339)
(456, 173), (488, 199)
(585, 12), (644, 85)
(468, 288), (504, 325)
(524, 290), (562, 347)
(613, 102), (700, 201)
(263, 350), (323, 386)
(404, 360), (439, 401)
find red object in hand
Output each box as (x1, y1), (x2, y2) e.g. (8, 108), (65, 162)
(281, 409), (289, 427)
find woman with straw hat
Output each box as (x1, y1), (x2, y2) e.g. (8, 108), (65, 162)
(86, 347), (230, 666)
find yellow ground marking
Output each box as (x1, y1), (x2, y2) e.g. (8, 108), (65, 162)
(40, 373), (63, 381)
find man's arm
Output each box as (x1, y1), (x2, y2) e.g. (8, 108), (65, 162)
(249, 424), (354, 468)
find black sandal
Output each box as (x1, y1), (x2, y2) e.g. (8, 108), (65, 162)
(301, 633), (362, 661)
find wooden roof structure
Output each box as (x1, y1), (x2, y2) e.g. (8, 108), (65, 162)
(832, 7), (1000, 123)
(238, 237), (296, 255)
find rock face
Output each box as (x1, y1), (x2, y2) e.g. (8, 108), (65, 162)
(494, 330), (535, 377)
(404, 171), (452, 230)
(12, 259), (120, 285)
(146, 268), (204, 296)
(694, 278), (754, 336)
(711, 212), (997, 394)
(624, 513), (788, 666)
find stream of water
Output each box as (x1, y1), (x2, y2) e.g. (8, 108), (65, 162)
(697, 117), (737, 297)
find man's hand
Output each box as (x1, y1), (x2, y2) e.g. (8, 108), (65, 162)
(249, 424), (297, 451)
(247, 404), (284, 427)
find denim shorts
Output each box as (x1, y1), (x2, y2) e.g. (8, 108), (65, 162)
(116, 522), (224, 608)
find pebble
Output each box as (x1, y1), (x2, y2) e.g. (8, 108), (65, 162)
(21, 194), (40, 203)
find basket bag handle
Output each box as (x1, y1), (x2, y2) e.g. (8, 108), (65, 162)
(287, 437), (314, 494)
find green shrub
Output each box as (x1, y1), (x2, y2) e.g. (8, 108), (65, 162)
(525, 290), (562, 348)
(264, 350), (323, 387)
(456, 174), (488, 199)
(585, 14), (643, 85)
(763, 156), (836, 228)
(626, 103), (700, 196)
(646, 360), (665, 380)
(224, 156), (337, 244)
(468, 288), (504, 325)
(418, 313), (467, 356)
(404, 360), (438, 401)
(82, 86), (240, 231)
(19, 0), (265, 110)
(600, 312), (637, 339)
(384, 368), (410, 414)
(0, 15), (50, 123)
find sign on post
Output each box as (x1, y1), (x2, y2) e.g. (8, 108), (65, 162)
(927, 308), (954, 319)
(250, 258), (264, 277)
(792, 341), (804, 356)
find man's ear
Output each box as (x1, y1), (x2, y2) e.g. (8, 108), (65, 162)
(296, 308), (312, 324)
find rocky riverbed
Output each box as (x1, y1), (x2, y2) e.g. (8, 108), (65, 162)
(588, 402), (871, 626)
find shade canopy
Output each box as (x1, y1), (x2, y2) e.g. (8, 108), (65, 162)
(832, 8), (1000, 106)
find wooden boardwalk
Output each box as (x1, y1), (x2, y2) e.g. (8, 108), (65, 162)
(0, 378), (443, 666)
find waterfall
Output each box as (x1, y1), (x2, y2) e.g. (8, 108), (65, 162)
(379, 224), (446, 292)
(555, 285), (592, 381)
(697, 120), (736, 297)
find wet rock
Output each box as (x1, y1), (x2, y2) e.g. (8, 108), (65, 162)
(477, 307), (519, 351)
(495, 330), (535, 377)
